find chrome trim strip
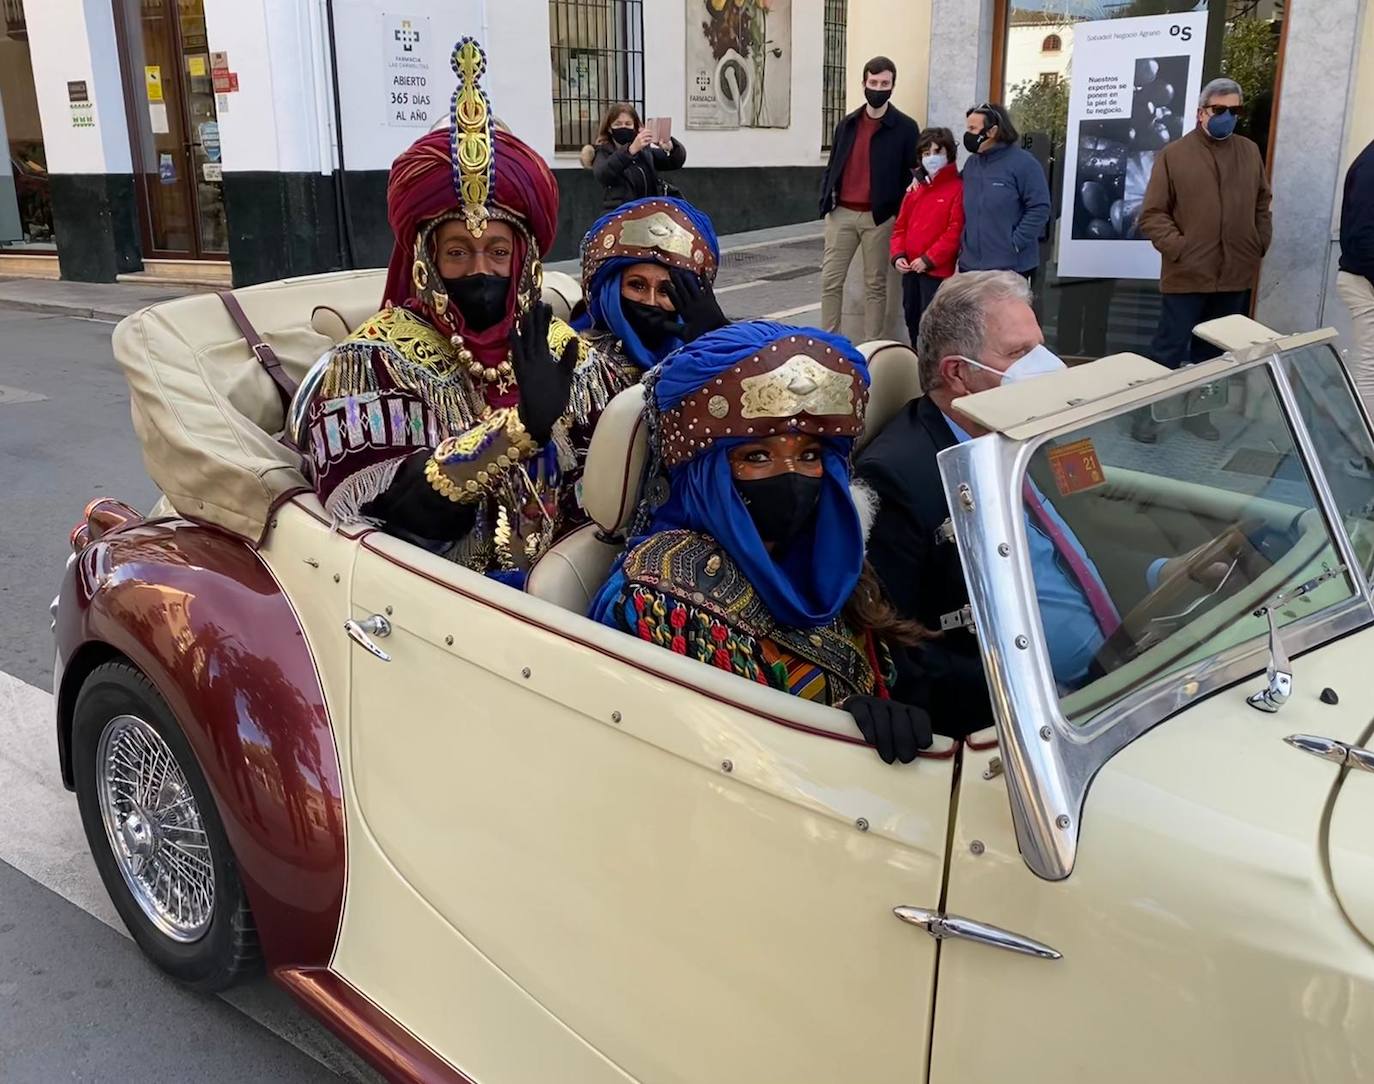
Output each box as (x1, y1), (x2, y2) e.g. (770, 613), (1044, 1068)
(940, 349), (1374, 881)
(893, 905), (1062, 960)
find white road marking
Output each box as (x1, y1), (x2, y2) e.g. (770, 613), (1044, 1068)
(0, 384), (48, 404)
(0, 668), (376, 1082)
(762, 302), (824, 321)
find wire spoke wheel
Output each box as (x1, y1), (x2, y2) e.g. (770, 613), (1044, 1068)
(96, 714), (215, 942)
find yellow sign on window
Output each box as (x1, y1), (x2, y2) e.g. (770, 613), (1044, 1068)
(188, 55), (207, 78)
(145, 65), (163, 102)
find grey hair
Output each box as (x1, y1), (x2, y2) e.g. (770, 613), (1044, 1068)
(917, 270), (1033, 390)
(1199, 77), (1242, 109)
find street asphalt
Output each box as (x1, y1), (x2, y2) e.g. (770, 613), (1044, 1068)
(0, 230), (880, 1080)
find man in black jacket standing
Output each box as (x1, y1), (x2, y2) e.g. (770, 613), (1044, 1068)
(1337, 137), (1374, 415)
(818, 56), (920, 339)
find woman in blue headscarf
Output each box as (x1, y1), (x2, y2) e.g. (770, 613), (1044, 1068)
(589, 320), (935, 764)
(577, 196), (727, 373)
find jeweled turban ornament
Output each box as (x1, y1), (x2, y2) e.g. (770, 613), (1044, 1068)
(450, 37), (494, 237)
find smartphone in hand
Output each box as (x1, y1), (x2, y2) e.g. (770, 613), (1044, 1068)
(647, 117), (672, 146)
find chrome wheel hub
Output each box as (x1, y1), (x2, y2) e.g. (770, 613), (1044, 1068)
(96, 715), (215, 942)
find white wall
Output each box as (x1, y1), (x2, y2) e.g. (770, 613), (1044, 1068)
(1003, 23), (1073, 91)
(24, 0), (132, 174)
(640, 0), (825, 169)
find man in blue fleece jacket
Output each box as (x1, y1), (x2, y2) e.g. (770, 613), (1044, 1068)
(957, 103), (1051, 279)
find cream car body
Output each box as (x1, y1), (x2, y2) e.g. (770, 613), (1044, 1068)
(57, 270), (1374, 1083)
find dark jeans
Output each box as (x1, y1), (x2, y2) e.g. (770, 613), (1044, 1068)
(901, 271), (943, 346)
(1150, 289), (1252, 370)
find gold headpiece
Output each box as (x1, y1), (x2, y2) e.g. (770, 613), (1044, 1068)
(658, 334), (867, 467)
(450, 38), (493, 236)
(580, 199), (719, 293)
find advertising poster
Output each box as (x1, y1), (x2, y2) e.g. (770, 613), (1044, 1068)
(686, 0), (792, 131)
(1057, 10), (1206, 279)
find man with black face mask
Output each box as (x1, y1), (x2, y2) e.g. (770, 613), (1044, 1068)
(818, 56), (920, 340)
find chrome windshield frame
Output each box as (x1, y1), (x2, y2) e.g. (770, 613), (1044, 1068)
(940, 347), (1374, 881)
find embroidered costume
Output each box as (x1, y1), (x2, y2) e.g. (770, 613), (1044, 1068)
(300, 39), (633, 578)
(589, 321), (890, 706)
(576, 196), (721, 370)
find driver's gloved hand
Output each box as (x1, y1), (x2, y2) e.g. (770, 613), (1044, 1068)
(844, 696), (934, 765)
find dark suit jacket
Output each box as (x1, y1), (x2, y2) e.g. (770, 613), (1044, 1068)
(855, 395), (993, 736)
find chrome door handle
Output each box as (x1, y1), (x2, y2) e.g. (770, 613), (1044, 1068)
(344, 615), (392, 662)
(1285, 734), (1374, 773)
(894, 905), (1061, 960)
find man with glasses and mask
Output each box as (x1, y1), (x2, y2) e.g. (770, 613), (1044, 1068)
(1136, 77), (1272, 444)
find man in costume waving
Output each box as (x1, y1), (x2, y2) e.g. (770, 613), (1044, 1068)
(299, 39), (633, 583)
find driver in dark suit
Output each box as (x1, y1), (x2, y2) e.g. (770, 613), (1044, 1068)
(855, 271), (1115, 730)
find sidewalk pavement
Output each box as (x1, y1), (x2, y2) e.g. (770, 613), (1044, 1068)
(0, 220), (828, 324)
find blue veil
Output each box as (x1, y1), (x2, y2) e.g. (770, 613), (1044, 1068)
(590, 320), (870, 630)
(575, 197), (720, 370)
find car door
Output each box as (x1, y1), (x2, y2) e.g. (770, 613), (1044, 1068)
(929, 345), (1374, 1083)
(332, 531), (958, 1084)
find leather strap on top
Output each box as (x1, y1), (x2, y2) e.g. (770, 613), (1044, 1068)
(217, 290), (297, 409)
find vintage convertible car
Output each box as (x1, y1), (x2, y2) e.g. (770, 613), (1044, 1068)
(51, 268), (1374, 1083)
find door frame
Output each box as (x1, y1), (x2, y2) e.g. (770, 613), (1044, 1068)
(110, 0), (227, 262)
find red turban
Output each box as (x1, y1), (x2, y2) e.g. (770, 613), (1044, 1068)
(382, 127), (560, 307)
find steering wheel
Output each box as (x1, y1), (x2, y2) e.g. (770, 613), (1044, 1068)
(1091, 520), (1272, 674)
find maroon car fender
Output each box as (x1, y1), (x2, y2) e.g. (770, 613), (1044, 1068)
(54, 517), (345, 971)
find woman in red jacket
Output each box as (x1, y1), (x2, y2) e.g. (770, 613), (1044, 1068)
(890, 127), (964, 346)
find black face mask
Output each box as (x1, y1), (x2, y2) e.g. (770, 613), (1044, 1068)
(442, 273), (509, 332)
(963, 129), (990, 155)
(621, 298), (682, 350)
(736, 472), (823, 547)
(864, 87), (892, 110)
(610, 127), (636, 146)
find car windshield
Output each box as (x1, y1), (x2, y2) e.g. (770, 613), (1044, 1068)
(1019, 361), (1364, 726)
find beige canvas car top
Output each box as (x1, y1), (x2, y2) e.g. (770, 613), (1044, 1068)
(115, 268), (584, 544)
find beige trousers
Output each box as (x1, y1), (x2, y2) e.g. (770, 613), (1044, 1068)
(1337, 270), (1374, 417)
(820, 206), (893, 339)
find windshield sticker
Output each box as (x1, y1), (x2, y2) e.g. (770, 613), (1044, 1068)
(1048, 438), (1107, 497)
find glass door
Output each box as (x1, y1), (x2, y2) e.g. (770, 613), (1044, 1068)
(116, 0), (226, 258)
(991, 0), (1286, 360)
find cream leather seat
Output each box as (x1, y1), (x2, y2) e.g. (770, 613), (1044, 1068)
(856, 340), (922, 453)
(526, 384), (650, 613)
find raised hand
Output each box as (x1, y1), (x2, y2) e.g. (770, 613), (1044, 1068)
(844, 695), (934, 765)
(510, 302), (578, 445)
(665, 274), (729, 344)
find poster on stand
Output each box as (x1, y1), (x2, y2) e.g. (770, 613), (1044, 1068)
(1057, 10), (1206, 279)
(686, 0), (792, 131)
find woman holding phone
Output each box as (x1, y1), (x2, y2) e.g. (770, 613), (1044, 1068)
(590, 103), (687, 211)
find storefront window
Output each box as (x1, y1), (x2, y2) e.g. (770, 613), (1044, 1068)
(0, 3), (55, 249)
(995, 0), (1286, 359)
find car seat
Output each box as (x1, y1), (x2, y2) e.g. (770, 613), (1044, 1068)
(856, 340), (922, 453)
(525, 384), (650, 613)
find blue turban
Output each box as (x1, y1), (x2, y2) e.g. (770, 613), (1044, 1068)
(591, 320), (870, 631)
(576, 197), (720, 370)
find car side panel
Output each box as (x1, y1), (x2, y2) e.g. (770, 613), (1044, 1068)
(931, 628), (1374, 1084)
(55, 517), (346, 971)
(336, 534), (957, 1084)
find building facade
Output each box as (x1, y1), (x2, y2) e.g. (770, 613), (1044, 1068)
(1, 0), (1371, 350)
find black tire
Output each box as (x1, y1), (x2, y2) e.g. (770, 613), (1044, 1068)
(72, 660), (261, 991)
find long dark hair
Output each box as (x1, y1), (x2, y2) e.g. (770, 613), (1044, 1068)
(595, 102), (643, 146)
(844, 562), (935, 646)
(966, 102), (1019, 146)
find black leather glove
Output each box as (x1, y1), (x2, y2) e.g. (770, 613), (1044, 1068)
(844, 696), (934, 765)
(362, 449), (477, 545)
(510, 302), (579, 445)
(666, 271), (729, 343)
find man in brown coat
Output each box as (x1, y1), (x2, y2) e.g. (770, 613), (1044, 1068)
(1135, 77), (1272, 442)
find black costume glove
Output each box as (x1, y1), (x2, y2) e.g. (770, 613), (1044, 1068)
(510, 301), (579, 446)
(362, 449), (477, 545)
(844, 695), (934, 765)
(666, 272), (729, 343)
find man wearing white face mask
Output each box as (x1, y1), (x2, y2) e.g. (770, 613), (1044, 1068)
(855, 271), (1113, 706)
